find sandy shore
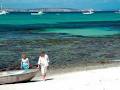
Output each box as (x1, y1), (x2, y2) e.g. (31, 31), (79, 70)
(1, 64), (120, 90)
(47, 61), (120, 75)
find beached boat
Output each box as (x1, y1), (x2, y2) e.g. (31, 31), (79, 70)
(82, 9), (94, 14)
(0, 69), (39, 84)
(31, 11), (43, 15)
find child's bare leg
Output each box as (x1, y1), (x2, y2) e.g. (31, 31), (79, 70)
(42, 74), (46, 81)
(41, 67), (47, 81)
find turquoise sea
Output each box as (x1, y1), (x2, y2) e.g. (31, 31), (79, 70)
(0, 12), (120, 40)
(0, 12), (120, 69)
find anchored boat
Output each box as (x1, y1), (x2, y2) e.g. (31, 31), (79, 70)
(0, 1), (8, 15)
(31, 11), (43, 15)
(82, 9), (94, 14)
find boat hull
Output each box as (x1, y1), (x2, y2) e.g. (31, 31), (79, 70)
(0, 10), (8, 15)
(0, 69), (39, 84)
(31, 13), (43, 15)
(82, 12), (94, 14)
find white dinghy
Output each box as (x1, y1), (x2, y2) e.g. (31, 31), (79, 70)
(0, 69), (39, 84)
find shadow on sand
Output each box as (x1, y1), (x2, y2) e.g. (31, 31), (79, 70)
(0, 78), (54, 85)
(14, 78), (54, 84)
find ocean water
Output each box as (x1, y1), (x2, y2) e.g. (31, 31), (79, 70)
(0, 12), (120, 40)
(0, 12), (120, 69)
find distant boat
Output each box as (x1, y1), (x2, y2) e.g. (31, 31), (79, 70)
(31, 11), (43, 15)
(0, 69), (39, 84)
(0, 10), (8, 15)
(0, 2), (8, 15)
(82, 9), (94, 15)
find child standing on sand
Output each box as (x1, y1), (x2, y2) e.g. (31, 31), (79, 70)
(21, 53), (30, 70)
(37, 51), (49, 81)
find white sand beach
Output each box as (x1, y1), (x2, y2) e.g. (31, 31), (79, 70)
(1, 66), (120, 90)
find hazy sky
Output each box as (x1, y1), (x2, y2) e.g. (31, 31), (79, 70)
(1, 0), (120, 10)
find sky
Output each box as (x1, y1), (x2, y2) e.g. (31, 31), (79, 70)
(1, 0), (120, 10)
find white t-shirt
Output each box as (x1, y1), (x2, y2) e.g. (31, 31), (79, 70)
(21, 58), (29, 69)
(22, 58), (29, 63)
(38, 54), (49, 67)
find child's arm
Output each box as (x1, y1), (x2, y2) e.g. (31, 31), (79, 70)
(46, 54), (49, 63)
(27, 58), (30, 68)
(20, 60), (23, 69)
(37, 57), (41, 68)
(46, 55), (49, 67)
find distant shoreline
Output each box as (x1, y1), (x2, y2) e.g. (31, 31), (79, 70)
(4, 8), (119, 13)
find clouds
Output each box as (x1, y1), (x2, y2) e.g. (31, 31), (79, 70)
(2, 0), (120, 9)
(5, 0), (120, 4)
(4, 0), (39, 2)
(103, 0), (120, 3)
(3, 0), (120, 4)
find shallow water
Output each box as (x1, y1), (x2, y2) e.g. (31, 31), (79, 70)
(35, 27), (120, 37)
(0, 12), (120, 39)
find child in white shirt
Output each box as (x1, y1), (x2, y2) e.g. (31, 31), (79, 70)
(37, 51), (49, 81)
(21, 53), (30, 70)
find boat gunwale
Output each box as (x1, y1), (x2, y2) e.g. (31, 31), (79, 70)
(0, 69), (39, 78)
